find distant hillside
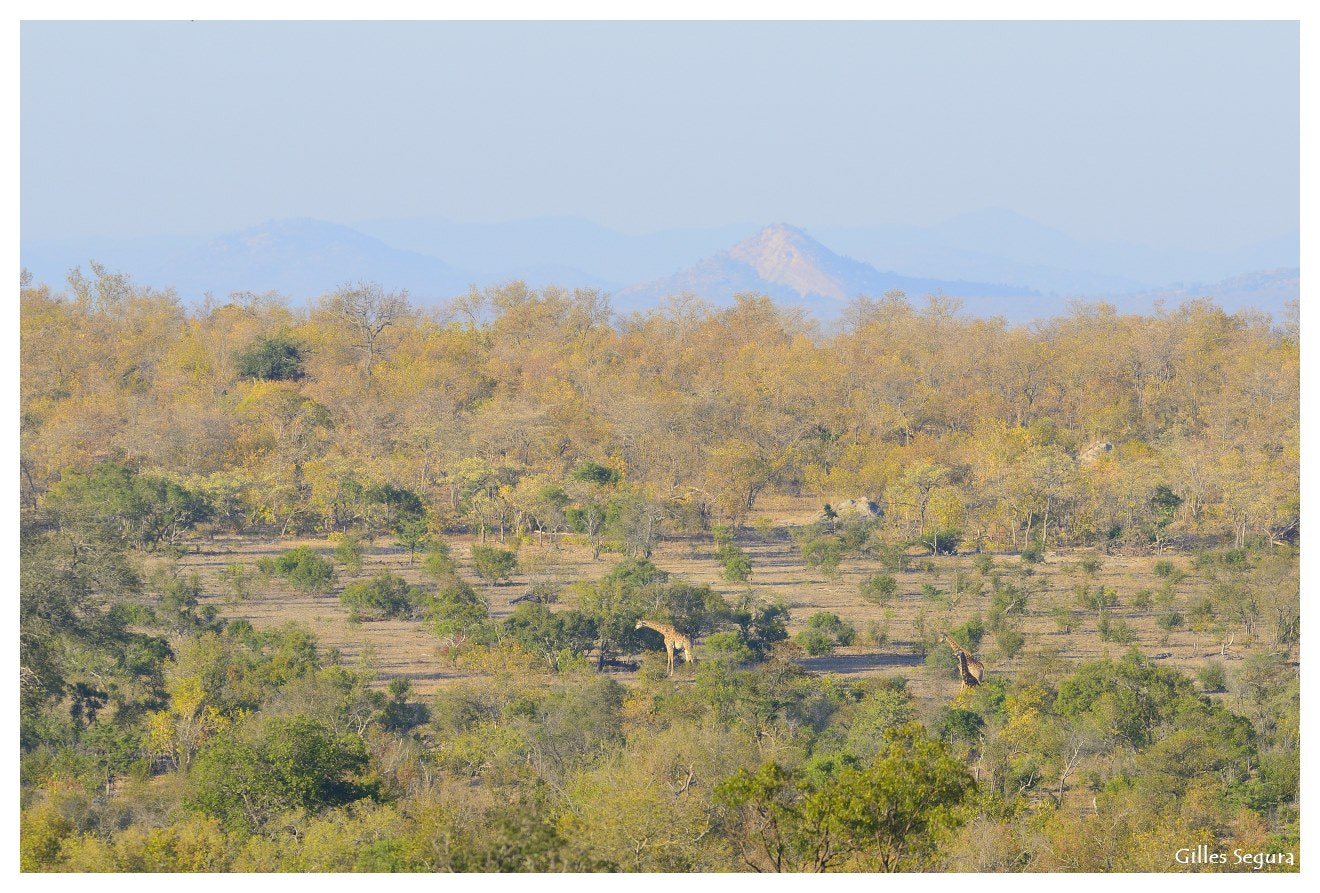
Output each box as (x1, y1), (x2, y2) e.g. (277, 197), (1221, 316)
(147, 218), (475, 302)
(611, 224), (1038, 316)
(1097, 268), (1299, 319)
(20, 214), (1298, 323)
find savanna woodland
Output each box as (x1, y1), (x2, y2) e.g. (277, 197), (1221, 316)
(19, 269), (1299, 871)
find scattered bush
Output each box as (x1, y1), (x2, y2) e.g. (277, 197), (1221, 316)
(796, 627), (837, 657)
(873, 542), (911, 572)
(705, 631), (757, 664)
(1156, 611), (1185, 631)
(340, 573), (428, 621)
(1077, 554), (1103, 576)
(1198, 660), (1227, 692)
(471, 545), (518, 585)
(257, 547), (335, 593)
(571, 461), (619, 487)
(217, 562), (256, 600)
(996, 627), (1025, 659)
(796, 612), (856, 656)
(716, 543), (752, 583)
(859, 574), (898, 606)
(335, 533), (365, 574)
(1098, 615), (1136, 645)
(1076, 585), (1119, 613)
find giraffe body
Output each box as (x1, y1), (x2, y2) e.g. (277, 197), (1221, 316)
(636, 619), (694, 675)
(940, 632), (984, 688)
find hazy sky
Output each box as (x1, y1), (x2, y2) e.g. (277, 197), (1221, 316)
(21, 20), (1299, 251)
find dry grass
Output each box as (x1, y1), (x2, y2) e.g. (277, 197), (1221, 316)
(180, 496), (1241, 708)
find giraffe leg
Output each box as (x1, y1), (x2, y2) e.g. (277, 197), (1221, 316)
(665, 641), (675, 676)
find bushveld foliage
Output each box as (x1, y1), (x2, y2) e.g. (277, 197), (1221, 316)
(18, 272), (1298, 871)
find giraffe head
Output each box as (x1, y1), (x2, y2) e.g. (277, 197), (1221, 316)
(635, 619), (647, 630)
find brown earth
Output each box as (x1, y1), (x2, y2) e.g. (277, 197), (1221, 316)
(179, 496), (1235, 712)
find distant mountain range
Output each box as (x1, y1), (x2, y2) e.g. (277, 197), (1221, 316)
(611, 224), (1037, 315)
(20, 212), (1299, 323)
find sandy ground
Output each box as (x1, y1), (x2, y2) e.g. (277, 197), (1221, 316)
(179, 495), (1245, 709)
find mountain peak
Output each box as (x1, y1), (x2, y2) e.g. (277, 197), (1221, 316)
(725, 223), (851, 300)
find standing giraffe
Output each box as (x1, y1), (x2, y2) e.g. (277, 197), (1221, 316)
(939, 632), (984, 688)
(635, 619), (694, 676)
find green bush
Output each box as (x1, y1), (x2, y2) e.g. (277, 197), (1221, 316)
(971, 553), (995, 575)
(571, 460), (619, 487)
(1098, 615), (1136, 645)
(233, 334), (306, 381)
(873, 542), (911, 572)
(186, 716), (372, 835)
(1076, 585), (1119, 612)
(1077, 554), (1103, 576)
(430, 580), (490, 640)
(1156, 611), (1185, 631)
(1198, 660), (1227, 692)
(800, 537), (845, 575)
(859, 574), (898, 606)
(1020, 542), (1044, 564)
(335, 533), (365, 573)
(995, 627), (1025, 659)
(471, 545), (518, 585)
(705, 631), (757, 664)
(796, 627), (837, 657)
(797, 612), (856, 657)
(716, 543), (752, 583)
(257, 546), (335, 593)
(339, 574), (428, 621)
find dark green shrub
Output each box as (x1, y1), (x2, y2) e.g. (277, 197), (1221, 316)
(571, 461), (619, 487)
(340, 573), (427, 621)
(233, 334), (306, 381)
(705, 631), (757, 664)
(471, 545), (518, 585)
(796, 627), (837, 656)
(716, 543), (753, 583)
(257, 546), (335, 593)
(796, 612), (857, 656)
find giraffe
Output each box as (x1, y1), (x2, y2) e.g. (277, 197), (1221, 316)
(635, 619), (694, 676)
(939, 632), (984, 688)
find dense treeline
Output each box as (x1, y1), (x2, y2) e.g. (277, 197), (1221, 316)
(18, 269), (1299, 871)
(20, 270), (1298, 552)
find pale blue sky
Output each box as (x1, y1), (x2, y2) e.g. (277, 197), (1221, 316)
(20, 20), (1299, 251)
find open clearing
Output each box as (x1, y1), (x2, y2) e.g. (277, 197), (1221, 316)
(181, 496), (1235, 711)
